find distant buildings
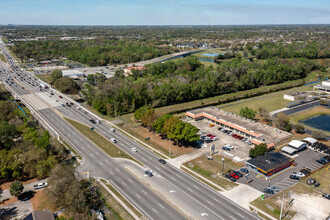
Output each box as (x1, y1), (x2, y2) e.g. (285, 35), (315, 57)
(62, 69), (84, 79)
(124, 66), (144, 75)
(314, 80), (330, 93)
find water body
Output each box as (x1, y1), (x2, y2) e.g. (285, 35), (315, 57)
(202, 53), (223, 57)
(300, 114), (330, 132)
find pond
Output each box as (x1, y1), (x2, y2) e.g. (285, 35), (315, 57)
(300, 114), (330, 132)
(202, 53), (223, 57)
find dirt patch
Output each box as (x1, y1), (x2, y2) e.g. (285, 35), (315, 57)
(0, 178), (38, 191)
(0, 196), (18, 206)
(120, 122), (195, 157)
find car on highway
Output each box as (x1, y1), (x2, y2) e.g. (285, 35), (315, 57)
(111, 138), (117, 143)
(59, 95), (63, 99)
(22, 87), (24, 89)
(55, 99), (59, 102)
(33, 182), (47, 190)
(264, 188), (274, 194)
(145, 170), (153, 177)
(292, 172), (305, 178)
(96, 120), (101, 124)
(290, 175), (300, 180)
(90, 119), (96, 124)
(222, 146), (231, 151)
(110, 127), (115, 132)
(159, 159), (166, 164)
(76, 106), (81, 110)
(61, 104), (65, 107)
(131, 147), (138, 152)
(240, 167), (249, 174)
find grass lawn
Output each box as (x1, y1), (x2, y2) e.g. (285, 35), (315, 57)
(301, 164), (330, 193)
(289, 106), (330, 135)
(183, 155), (241, 190)
(65, 118), (138, 163)
(0, 54), (6, 62)
(219, 85), (314, 114)
(250, 183), (317, 219)
(37, 74), (52, 84)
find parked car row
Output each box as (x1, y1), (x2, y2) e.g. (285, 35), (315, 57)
(225, 170), (244, 182)
(307, 177), (320, 187)
(311, 142), (330, 155)
(316, 157), (329, 165)
(218, 127), (252, 144)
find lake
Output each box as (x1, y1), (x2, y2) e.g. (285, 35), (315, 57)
(202, 53), (223, 57)
(300, 114), (330, 132)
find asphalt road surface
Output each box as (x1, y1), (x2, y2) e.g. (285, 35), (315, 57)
(0, 40), (260, 220)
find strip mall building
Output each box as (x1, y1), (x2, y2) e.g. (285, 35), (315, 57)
(185, 106), (292, 148)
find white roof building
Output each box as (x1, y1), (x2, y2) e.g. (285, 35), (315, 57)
(302, 137), (318, 146)
(62, 69), (84, 78)
(288, 140), (307, 151)
(281, 146), (297, 155)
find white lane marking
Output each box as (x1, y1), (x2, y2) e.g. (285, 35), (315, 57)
(187, 187), (193, 192)
(201, 213), (208, 216)
(213, 198), (220, 203)
(142, 158), (146, 162)
(169, 190), (176, 193)
(155, 166), (160, 170)
(236, 213), (244, 218)
(135, 194), (140, 198)
(109, 171), (113, 175)
(122, 181), (126, 186)
(99, 162), (103, 166)
(128, 178), (133, 183)
(229, 216), (237, 220)
(152, 208), (158, 214)
(142, 190), (147, 195)
(116, 168), (120, 172)
(105, 160), (110, 164)
(193, 185), (199, 189)
(207, 201), (214, 206)
(95, 151), (100, 155)
(158, 204), (164, 209)
(170, 176), (176, 181)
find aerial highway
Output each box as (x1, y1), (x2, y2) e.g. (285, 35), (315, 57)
(0, 40), (260, 220)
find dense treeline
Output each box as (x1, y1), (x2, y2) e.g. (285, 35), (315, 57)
(83, 56), (320, 115)
(11, 39), (174, 66)
(254, 42), (330, 59)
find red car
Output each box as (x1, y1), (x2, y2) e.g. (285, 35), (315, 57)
(229, 172), (239, 179)
(238, 136), (243, 140)
(232, 134), (236, 138)
(206, 134), (213, 137)
(59, 95), (63, 99)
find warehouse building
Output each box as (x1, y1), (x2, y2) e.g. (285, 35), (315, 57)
(62, 69), (84, 79)
(287, 140), (307, 151)
(185, 106), (292, 148)
(246, 152), (294, 176)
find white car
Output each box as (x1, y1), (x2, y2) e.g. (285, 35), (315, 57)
(111, 138), (117, 143)
(224, 144), (234, 149)
(110, 127), (115, 132)
(292, 172), (305, 178)
(96, 120), (101, 124)
(131, 147), (138, 152)
(76, 106), (81, 110)
(33, 182), (47, 190)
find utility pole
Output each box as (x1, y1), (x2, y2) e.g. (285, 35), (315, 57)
(279, 193), (284, 220)
(169, 138), (171, 158)
(222, 158), (225, 175)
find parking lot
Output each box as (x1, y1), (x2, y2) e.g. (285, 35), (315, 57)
(236, 148), (325, 193)
(188, 119), (253, 162)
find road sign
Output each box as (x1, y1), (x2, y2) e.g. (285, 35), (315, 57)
(91, 127), (94, 131)
(145, 137), (150, 140)
(261, 194), (265, 200)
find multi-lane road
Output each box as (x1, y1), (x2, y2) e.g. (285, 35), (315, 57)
(0, 40), (260, 220)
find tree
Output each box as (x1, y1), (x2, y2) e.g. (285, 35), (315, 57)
(295, 124), (305, 134)
(86, 74), (95, 84)
(181, 123), (199, 143)
(274, 113), (290, 130)
(94, 73), (107, 84)
(239, 107), (256, 120)
(152, 114), (172, 133)
(10, 180), (24, 198)
(50, 69), (63, 85)
(0, 121), (17, 149)
(249, 143), (267, 158)
(141, 108), (156, 128)
(258, 108), (270, 122)
(134, 106), (148, 120)
(163, 117), (181, 137)
(312, 130), (327, 140)
(54, 77), (80, 94)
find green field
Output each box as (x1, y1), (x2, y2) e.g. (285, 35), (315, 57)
(0, 54), (6, 63)
(65, 117), (139, 163)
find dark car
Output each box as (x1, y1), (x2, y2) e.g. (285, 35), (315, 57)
(240, 168), (249, 174)
(145, 170), (153, 177)
(222, 146), (231, 151)
(290, 175), (300, 180)
(314, 182), (320, 187)
(322, 193), (330, 200)
(225, 174), (237, 182)
(59, 95), (63, 99)
(70, 102), (74, 105)
(159, 159), (166, 164)
(264, 188), (274, 194)
(316, 157), (329, 165)
(90, 119), (96, 124)
(233, 171), (243, 177)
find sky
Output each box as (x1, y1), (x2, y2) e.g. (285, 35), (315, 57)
(0, 0), (329, 25)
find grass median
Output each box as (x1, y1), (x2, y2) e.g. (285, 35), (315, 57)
(0, 54), (6, 62)
(65, 117), (140, 163)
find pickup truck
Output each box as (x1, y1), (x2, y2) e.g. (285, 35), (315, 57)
(33, 182), (47, 190)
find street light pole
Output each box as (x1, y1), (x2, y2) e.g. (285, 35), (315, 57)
(279, 193), (284, 220)
(222, 158), (225, 175)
